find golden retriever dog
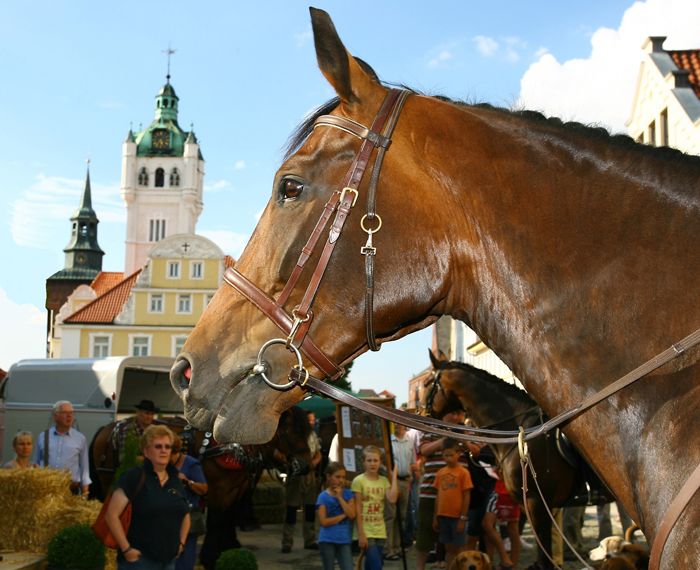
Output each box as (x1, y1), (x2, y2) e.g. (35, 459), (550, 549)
(449, 550), (492, 570)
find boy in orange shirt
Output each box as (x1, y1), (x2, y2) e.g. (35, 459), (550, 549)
(432, 438), (473, 568)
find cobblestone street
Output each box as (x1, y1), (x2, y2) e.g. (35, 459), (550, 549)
(227, 504), (645, 569)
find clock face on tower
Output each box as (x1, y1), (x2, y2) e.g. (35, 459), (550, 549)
(152, 129), (170, 150)
(76, 253), (87, 264)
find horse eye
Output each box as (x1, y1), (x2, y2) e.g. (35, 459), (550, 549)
(279, 177), (305, 201)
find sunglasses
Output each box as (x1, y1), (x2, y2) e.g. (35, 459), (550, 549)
(152, 443), (172, 450)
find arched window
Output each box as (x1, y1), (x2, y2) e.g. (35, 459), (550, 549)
(170, 168), (180, 186)
(155, 168), (165, 187)
(138, 167), (148, 186)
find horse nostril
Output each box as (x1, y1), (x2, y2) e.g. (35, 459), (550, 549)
(171, 358), (192, 391)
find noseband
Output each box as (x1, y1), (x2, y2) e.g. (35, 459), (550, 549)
(223, 88), (410, 387)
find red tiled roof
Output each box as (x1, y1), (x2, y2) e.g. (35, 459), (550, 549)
(90, 271), (125, 296)
(668, 49), (700, 99)
(65, 270), (141, 324)
(224, 255), (236, 268)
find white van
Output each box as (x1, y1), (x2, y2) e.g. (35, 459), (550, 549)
(0, 356), (180, 463)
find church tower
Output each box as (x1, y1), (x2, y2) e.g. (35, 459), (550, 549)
(121, 73), (205, 274)
(45, 166), (105, 347)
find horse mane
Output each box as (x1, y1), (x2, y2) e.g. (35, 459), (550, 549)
(439, 359), (532, 402)
(284, 84), (700, 169)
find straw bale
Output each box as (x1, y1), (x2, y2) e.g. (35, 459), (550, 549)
(0, 469), (100, 552)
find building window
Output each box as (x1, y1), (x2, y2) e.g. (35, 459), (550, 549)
(647, 120), (656, 146)
(149, 293), (164, 313)
(190, 261), (203, 279)
(659, 109), (668, 147)
(172, 335), (188, 357)
(205, 293), (215, 306)
(167, 261), (180, 279)
(149, 219), (166, 242)
(177, 294), (192, 313)
(170, 168), (180, 186)
(91, 335), (111, 358)
(138, 167), (148, 186)
(131, 336), (150, 356)
(155, 168), (165, 187)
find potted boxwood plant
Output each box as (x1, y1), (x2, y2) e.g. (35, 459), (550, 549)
(215, 548), (257, 570)
(47, 523), (106, 570)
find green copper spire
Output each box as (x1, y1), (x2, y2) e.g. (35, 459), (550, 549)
(50, 164), (104, 280)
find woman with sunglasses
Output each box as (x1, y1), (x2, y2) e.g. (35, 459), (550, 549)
(105, 424), (191, 570)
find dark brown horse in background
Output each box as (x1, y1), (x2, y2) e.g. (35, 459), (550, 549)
(424, 350), (614, 568)
(89, 408), (311, 569)
(171, 8), (699, 568)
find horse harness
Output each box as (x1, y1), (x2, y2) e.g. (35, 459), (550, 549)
(220, 87), (700, 568)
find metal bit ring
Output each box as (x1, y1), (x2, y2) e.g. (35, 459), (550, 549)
(254, 338), (304, 391)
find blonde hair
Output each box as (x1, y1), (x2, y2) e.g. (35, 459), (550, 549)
(363, 445), (382, 459)
(140, 424), (175, 450)
(12, 431), (33, 447)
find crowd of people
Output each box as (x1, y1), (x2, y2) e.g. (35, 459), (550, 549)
(3, 400), (632, 570)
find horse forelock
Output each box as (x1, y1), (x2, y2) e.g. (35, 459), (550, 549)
(284, 97), (340, 160)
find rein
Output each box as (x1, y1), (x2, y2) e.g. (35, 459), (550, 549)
(221, 85), (700, 566)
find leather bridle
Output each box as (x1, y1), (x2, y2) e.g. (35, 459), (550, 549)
(223, 88), (410, 387)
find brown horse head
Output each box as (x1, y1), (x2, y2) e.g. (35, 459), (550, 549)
(172, 8), (446, 443)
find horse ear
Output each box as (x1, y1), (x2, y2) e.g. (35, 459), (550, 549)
(428, 349), (439, 367)
(310, 7), (380, 104)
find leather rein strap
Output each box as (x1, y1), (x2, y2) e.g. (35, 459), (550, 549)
(223, 88), (409, 379)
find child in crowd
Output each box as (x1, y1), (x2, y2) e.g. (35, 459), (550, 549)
(432, 438), (473, 569)
(317, 462), (357, 570)
(482, 473), (519, 569)
(352, 446), (399, 570)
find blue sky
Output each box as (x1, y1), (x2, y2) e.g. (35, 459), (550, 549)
(1, 0), (698, 402)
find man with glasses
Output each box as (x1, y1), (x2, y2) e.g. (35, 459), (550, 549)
(35, 400), (91, 497)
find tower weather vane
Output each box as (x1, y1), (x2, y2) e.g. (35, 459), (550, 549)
(162, 44), (176, 82)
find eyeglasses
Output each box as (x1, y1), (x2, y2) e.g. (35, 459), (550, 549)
(152, 443), (172, 450)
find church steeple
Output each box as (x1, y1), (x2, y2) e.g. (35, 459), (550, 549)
(62, 165), (105, 273)
(46, 164), (106, 353)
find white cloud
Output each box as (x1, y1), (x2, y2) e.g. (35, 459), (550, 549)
(428, 50), (454, 69)
(234, 160), (246, 170)
(0, 289), (46, 369)
(517, 0), (700, 133)
(198, 229), (249, 258)
(473, 35), (499, 57)
(204, 179), (233, 193)
(9, 174), (123, 249)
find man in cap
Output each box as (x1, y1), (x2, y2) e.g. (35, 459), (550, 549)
(111, 399), (159, 463)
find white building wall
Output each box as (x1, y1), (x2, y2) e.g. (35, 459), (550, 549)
(121, 140), (204, 274)
(627, 37), (700, 155)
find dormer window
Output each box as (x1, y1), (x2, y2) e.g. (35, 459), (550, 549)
(155, 168), (165, 187)
(138, 167), (149, 186)
(170, 168), (180, 186)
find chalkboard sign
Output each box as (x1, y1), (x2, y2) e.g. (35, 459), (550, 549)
(334, 397), (395, 479)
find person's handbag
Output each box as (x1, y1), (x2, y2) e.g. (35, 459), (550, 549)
(92, 469), (145, 549)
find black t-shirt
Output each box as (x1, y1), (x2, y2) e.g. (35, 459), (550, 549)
(118, 459), (189, 562)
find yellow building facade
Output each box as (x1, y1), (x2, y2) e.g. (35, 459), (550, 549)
(54, 234), (230, 359)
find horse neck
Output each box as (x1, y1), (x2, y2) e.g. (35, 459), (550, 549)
(442, 368), (535, 430)
(413, 101), (699, 406)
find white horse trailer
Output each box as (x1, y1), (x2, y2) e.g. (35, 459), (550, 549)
(0, 356), (178, 463)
